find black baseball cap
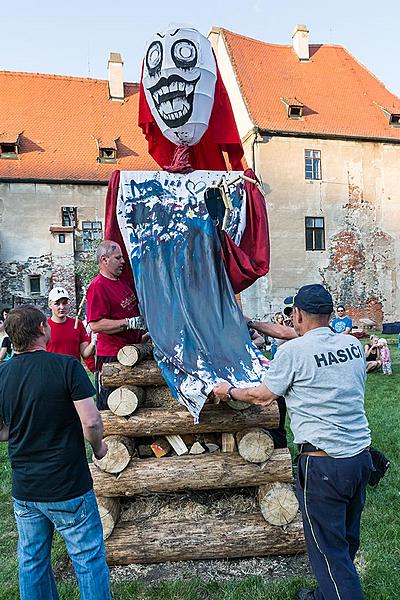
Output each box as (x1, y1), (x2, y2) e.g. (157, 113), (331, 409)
(294, 284), (333, 314)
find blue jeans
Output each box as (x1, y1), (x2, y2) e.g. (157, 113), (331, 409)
(13, 489), (112, 600)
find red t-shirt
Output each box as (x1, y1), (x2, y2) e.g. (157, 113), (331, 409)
(47, 317), (89, 360)
(86, 273), (142, 356)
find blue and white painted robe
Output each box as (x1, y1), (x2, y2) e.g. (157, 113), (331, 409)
(117, 170), (268, 421)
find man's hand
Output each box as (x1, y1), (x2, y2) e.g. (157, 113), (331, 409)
(94, 440), (108, 460)
(126, 316), (146, 330)
(213, 382), (231, 401)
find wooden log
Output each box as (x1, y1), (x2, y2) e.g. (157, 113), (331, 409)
(189, 441), (205, 454)
(205, 443), (220, 453)
(105, 512), (305, 564)
(237, 428), (274, 464)
(150, 438), (171, 459)
(145, 385), (175, 407)
(137, 443), (153, 458)
(101, 360), (165, 387)
(222, 432), (236, 453)
(101, 403), (279, 438)
(165, 434), (188, 456)
(107, 385), (145, 417)
(91, 448), (292, 496)
(258, 483), (299, 526)
(96, 496), (120, 541)
(227, 398), (251, 411)
(117, 342), (153, 367)
(93, 436), (135, 474)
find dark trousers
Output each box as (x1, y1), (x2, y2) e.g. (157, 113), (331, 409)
(95, 356), (117, 411)
(268, 396), (287, 448)
(296, 451), (373, 600)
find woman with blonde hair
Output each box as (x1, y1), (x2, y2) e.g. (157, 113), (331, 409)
(364, 335), (381, 372)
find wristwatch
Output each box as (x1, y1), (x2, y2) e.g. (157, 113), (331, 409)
(247, 320), (255, 328)
(227, 386), (237, 400)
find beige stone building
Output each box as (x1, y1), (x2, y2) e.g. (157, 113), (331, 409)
(209, 26), (400, 325)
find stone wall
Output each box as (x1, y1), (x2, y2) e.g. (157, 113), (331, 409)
(241, 136), (400, 324)
(0, 181), (106, 311)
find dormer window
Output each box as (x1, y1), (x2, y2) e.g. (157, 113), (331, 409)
(96, 137), (118, 163)
(377, 104), (400, 128)
(0, 132), (21, 159)
(99, 147), (117, 161)
(281, 97), (304, 120)
(389, 114), (400, 127)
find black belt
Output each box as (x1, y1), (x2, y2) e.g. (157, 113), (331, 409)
(298, 442), (324, 453)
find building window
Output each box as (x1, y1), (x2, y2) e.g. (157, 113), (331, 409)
(288, 105), (303, 119)
(98, 147), (117, 163)
(61, 207), (77, 227)
(305, 150), (321, 180)
(390, 114), (400, 127)
(82, 221), (103, 251)
(29, 275), (41, 295)
(0, 142), (18, 159)
(305, 217), (325, 251)
(58, 234), (66, 243)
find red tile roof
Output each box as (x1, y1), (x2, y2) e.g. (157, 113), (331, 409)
(0, 71), (158, 182)
(220, 29), (400, 141)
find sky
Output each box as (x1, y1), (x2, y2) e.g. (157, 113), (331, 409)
(3, 0), (400, 97)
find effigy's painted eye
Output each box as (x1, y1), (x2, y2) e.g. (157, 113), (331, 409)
(146, 41), (163, 75)
(171, 39), (197, 70)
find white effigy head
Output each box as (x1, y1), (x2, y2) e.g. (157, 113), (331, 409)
(142, 27), (217, 146)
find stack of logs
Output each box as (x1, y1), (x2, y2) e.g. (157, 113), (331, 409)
(91, 343), (305, 565)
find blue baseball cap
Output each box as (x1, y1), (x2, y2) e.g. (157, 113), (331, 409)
(294, 284), (333, 314)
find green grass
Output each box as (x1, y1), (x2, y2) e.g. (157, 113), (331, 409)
(0, 343), (399, 600)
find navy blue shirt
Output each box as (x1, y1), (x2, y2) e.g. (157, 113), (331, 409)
(0, 351), (95, 501)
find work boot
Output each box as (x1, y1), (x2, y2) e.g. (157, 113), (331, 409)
(295, 588), (315, 600)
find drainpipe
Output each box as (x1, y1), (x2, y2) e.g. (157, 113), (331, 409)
(250, 127), (262, 174)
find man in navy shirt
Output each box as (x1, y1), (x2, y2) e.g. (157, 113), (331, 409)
(331, 304), (353, 334)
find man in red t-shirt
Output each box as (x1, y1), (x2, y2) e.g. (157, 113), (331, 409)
(86, 240), (145, 409)
(47, 286), (96, 361)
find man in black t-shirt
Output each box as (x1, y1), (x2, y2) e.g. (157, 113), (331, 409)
(0, 306), (112, 600)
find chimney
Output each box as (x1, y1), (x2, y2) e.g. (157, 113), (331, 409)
(292, 24), (309, 61)
(107, 52), (124, 101)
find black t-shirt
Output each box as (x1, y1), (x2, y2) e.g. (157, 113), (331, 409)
(0, 350), (96, 501)
(1, 336), (12, 359)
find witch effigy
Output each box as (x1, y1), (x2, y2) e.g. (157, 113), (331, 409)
(105, 26), (270, 421)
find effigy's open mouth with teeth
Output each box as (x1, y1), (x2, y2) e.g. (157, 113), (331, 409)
(148, 74), (201, 128)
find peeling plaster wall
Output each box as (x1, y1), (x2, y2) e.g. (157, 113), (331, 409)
(241, 136), (400, 323)
(0, 254), (52, 310)
(0, 182), (105, 310)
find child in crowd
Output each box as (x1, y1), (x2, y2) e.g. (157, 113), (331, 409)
(378, 338), (392, 375)
(270, 312), (287, 359)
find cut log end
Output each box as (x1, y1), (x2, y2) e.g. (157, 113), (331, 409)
(258, 482), (299, 526)
(117, 342), (153, 367)
(107, 385), (145, 417)
(96, 497), (120, 541)
(237, 428), (274, 464)
(93, 435), (134, 474)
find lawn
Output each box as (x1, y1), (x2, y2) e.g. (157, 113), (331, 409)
(0, 336), (399, 599)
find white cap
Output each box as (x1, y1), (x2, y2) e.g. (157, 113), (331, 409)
(48, 287), (70, 302)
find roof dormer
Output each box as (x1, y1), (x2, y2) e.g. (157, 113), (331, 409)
(281, 97), (304, 119)
(0, 131), (21, 159)
(96, 137), (118, 163)
(377, 104), (400, 128)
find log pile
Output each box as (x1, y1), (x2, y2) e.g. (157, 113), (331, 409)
(94, 344), (305, 564)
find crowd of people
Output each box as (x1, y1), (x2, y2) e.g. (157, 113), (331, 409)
(0, 241), (394, 600)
